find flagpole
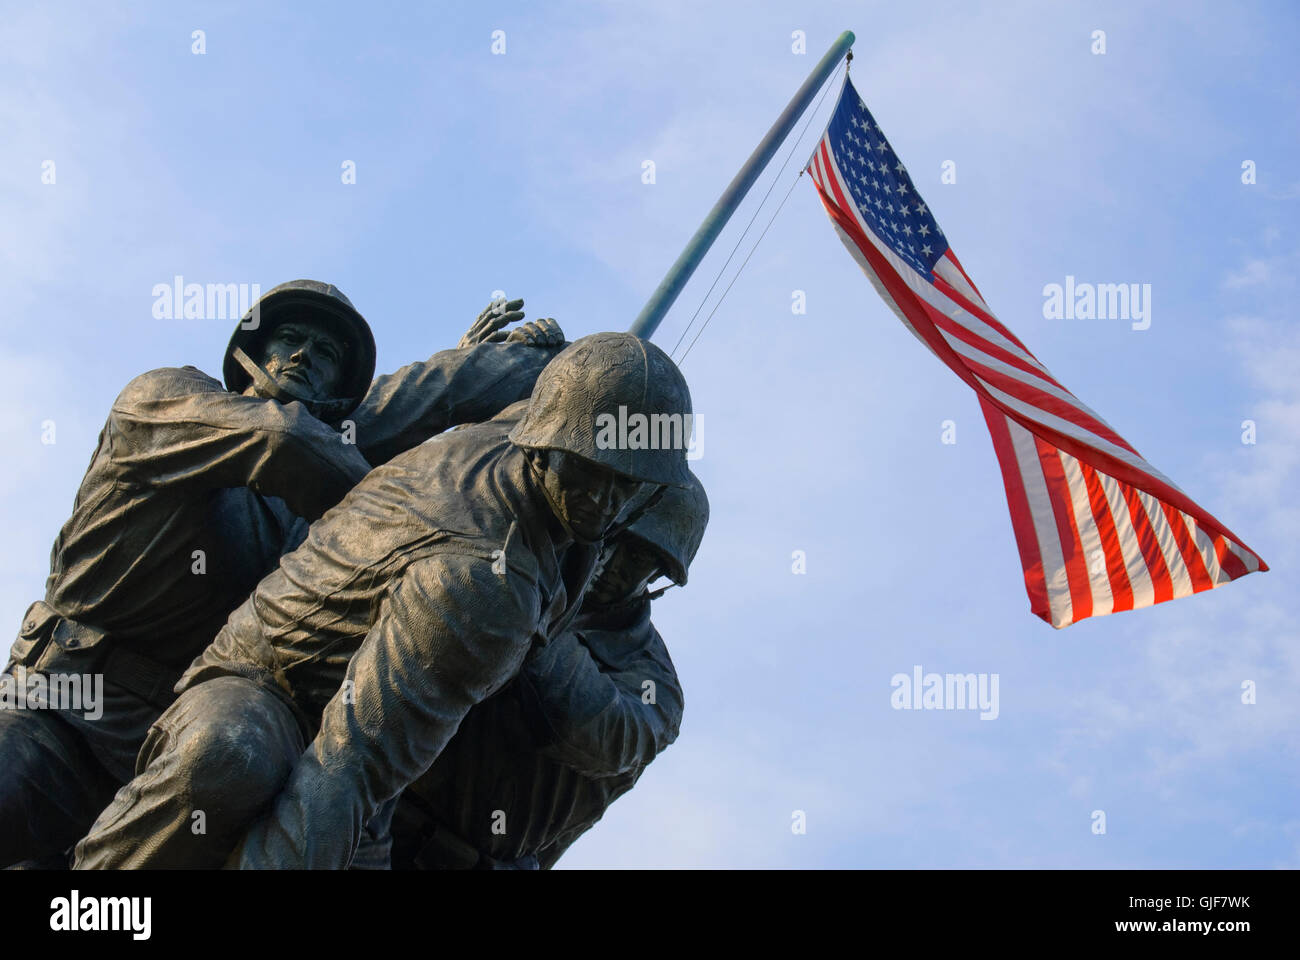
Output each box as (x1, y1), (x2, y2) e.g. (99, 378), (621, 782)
(628, 30), (855, 341)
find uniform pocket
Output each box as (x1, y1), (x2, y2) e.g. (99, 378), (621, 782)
(9, 601), (59, 666)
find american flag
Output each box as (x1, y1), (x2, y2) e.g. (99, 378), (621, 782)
(807, 75), (1266, 628)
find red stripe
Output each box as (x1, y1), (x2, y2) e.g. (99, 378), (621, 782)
(1214, 536), (1249, 580)
(1078, 462), (1135, 612)
(1033, 436), (1093, 621)
(1158, 501), (1215, 594)
(1119, 482), (1174, 604)
(979, 399), (1051, 624)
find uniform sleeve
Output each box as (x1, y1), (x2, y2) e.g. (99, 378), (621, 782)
(514, 624), (684, 780)
(234, 552), (542, 869)
(108, 367), (371, 521)
(349, 342), (560, 465)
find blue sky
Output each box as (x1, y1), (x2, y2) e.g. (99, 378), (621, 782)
(2, 1), (1297, 867)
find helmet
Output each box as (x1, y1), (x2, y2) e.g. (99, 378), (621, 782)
(222, 279), (376, 414)
(624, 469), (709, 585)
(509, 333), (694, 488)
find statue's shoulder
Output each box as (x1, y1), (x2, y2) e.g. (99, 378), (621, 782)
(390, 416), (513, 470)
(114, 366), (225, 407)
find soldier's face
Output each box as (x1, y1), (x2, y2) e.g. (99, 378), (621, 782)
(540, 451), (644, 542)
(260, 322), (344, 400)
(586, 536), (664, 606)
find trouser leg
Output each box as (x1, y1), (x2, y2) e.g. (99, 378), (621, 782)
(73, 676), (303, 869)
(0, 703), (120, 868)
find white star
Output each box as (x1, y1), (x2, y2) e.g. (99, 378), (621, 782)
(875, 141), (888, 153)
(895, 161), (906, 174)
(850, 115), (860, 128)
(918, 224), (930, 237)
(921, 244), (932, 256)
(916, 202), (927, 215)
(871, 179), (880, 191)
(902, 224), (912, 236)
(897, 181), (908, 195)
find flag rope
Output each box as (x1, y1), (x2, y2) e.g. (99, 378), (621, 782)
(671, 61), (848, 363)
(677, 172), (803, 364)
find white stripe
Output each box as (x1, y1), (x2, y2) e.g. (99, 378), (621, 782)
(1058, 448), (1115, 617)
(1223, 536), (1261, 573)
(1183, 512), (1227, 585)
(1007, 416), (1073, 627)
(935, 254), (991, 313)
(1137, 489), (1194, 599)
(1094, 470), (1157, 610)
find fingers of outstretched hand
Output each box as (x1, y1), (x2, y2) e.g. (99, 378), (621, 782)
(536, 317), (564, 345)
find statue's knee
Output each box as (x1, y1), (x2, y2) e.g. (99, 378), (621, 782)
(172, 681), (298, 813)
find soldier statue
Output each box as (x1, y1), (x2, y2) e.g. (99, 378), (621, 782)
(73, 333), (694, 869)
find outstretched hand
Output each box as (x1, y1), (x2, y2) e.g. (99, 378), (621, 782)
(459, 298), (525, 348)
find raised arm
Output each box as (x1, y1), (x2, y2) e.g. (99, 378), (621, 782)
(349, 305), (564, 465)
(109, 366), (371, 521)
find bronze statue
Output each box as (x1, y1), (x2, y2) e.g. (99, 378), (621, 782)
(0, 280), (563, 868)
(72, 333), (694, 869)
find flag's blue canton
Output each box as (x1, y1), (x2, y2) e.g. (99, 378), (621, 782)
(825, 76), (949, 279)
